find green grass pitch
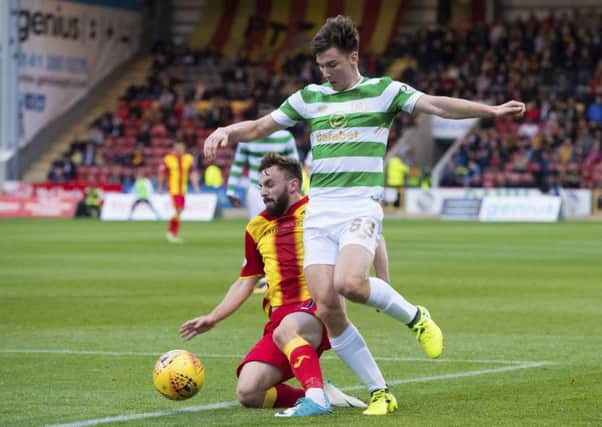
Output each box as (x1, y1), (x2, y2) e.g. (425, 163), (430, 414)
(0, 218), (600, 426)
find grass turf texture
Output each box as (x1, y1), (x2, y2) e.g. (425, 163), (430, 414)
(0, 218), (600, 426)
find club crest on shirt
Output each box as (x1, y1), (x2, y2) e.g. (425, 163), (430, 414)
(329, 112), (347, 128)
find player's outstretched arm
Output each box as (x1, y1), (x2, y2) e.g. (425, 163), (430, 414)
(179, 277), (259, 340)
(203, 114), (285, 160)
(414, 94), (525, 119)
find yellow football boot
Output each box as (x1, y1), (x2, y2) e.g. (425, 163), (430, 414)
(411, 306), (443, 359)
(362, 389), (398, 416)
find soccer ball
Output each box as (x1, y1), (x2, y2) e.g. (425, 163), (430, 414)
(153, 349), (205, 400)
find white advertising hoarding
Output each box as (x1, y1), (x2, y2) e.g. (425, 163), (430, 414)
(16, 0), (141, 145)
(479, 196), (561, 222)
(101, 193), (218, 221)
(405, 188), (591, 219)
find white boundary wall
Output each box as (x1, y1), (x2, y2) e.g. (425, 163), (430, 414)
(405, 188), (591, 219)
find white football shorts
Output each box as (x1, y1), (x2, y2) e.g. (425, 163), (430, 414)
(303, 197), (383, 267)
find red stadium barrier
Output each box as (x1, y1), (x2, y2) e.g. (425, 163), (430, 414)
(0, 196), (77, 218)
(32, 182), (122, 199)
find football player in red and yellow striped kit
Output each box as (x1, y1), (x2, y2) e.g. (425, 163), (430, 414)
(158, 141), (200, 242)
(180, 154), (365, 417)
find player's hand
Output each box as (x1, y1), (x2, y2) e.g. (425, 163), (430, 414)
(492, 100), (525, 118)
(203, 128), (229, 160)
(179, 315), (217, 340)
(227, 195), (241, 208)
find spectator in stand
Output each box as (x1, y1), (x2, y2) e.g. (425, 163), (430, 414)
(87, 124), (104, 146)
(82, 143), (98, 166)
(46, 152), (77, 182)
(165, 115), (180, 137)
(182, 99), (198, 120)
(47, 165), (66, 183)
(466, 160), (482, 187)
(150, 119), (168, 138)
(136, 122), (151, 146)
(203, 97), (233, 128)
(128, 101), (143, 119)
(98, 112), (124, 137)
(192, 82), (209, 101)
(131, 143), (146, 168)
(586, 94), (602, 125)
(60, 152), (77, 181)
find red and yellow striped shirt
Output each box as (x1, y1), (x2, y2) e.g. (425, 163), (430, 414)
(240, 196), (310, 314)
(161, 153), (195, 196)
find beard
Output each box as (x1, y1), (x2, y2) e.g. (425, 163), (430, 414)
(264, 192), (289, 217)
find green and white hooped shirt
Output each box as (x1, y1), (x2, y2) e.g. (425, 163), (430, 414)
(226, 130), (299, 195)
(271, 76), (422, 200)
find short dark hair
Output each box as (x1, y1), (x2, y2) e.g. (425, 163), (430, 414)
(259, 153), (303, 184)
(310, 15), (359, 56)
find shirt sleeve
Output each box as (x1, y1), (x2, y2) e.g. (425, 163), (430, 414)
(226, 143), (247, 196)
(271, 90), (304, 127)
(390, 81), (424, 114)
(239, 230), (264, 278)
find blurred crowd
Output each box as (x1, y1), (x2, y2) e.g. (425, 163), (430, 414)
(387, 10), (602, 190)
(48, 9), (602, 191)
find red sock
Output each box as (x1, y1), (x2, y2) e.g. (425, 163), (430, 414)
(284, 337), (324, 390)
(263, 383), (304, 408)
(168, 214), (180, 235)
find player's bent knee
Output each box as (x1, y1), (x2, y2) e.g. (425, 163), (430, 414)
(333, 276), (366, 303)
(316, 304), (346, 329)
(271, 324), (289, 349)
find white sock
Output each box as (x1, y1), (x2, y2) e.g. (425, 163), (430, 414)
(329, 323), (386, 393)
(367, 277), (418, 324)
(306, 387), (327, 407)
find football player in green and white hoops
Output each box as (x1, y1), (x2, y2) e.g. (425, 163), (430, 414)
(204, 15), (525, 417)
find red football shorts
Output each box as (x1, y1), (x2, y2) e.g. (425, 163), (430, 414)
(236, 299), (330, 381)
(171, 195), (185, 211)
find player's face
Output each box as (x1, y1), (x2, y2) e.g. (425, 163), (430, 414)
(259, 166), (291, 217)
(174, 142), (186, 155)
(315, 47), (359, 91)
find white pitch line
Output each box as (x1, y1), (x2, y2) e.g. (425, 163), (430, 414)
(46, 401), (240, 427)
(44, 361), (551, 427)
(326, 355), (540, 365)
(0, 349), (242, 359)
(340, 361), (551, 391)
(0, 349), (546, 365)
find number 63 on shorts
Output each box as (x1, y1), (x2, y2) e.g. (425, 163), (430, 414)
(340, 217), (380, 253)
